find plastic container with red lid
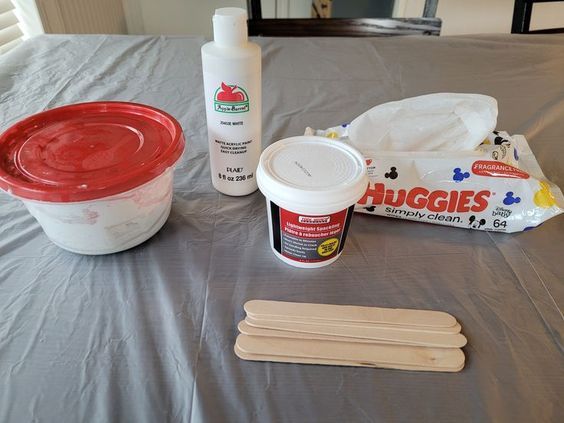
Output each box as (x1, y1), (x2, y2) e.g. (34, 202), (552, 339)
(0, 102), (185, 254)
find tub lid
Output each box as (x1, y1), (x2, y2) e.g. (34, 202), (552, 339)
(0, 102), (185, 202)
(257, 136), (368, 214)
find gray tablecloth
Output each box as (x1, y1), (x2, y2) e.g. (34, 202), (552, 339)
(1, 34), (563, 423)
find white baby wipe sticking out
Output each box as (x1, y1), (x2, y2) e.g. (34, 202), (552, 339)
(348, 93), (498, 152)
(306, 93), (564, 233)
(201, 7), (262, 196)
(257, 136), (368, 268)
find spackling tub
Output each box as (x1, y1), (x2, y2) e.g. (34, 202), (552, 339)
(0, 102), (185, 255)
(257, 136), (368, 268)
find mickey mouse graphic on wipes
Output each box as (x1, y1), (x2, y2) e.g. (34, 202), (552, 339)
(468, 216), (486, 229)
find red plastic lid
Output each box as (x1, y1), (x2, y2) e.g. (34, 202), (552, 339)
(0, 102), (185, 202)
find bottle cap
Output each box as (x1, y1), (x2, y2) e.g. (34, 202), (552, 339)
(213, 7), (248, 47)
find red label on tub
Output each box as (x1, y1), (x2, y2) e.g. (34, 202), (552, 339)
(471, 161), (529, 179)
(270, 202), (354, 263)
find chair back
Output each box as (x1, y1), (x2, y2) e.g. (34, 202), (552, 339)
(246, 0), (442, 37)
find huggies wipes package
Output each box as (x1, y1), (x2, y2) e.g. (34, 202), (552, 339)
(306, 93), (564, 233)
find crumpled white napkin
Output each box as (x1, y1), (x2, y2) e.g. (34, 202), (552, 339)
(348, 93), (498, 152)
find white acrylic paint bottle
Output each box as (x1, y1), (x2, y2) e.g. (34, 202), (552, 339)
(201, 7), (262, 196)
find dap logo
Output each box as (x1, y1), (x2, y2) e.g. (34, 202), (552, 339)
(214, 82), (249, 113)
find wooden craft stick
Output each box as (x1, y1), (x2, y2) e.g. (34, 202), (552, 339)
(244, 300), (457, 328)
(244, 314), (462, 334)
(238, 320), (441, 346)
(245, 317), (467, 348)
(234, 345), (464, 373)
(236, 335), (465, 369)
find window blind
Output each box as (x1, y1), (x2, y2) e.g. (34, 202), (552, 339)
(0, 0), (23, 54)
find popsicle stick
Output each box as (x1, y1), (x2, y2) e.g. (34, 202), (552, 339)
(244, 300), (457, 328)
(245, 317), (467, 348)
(234, 345), (464, 373)
(239, 320), (434, 346)
(236, 335), (465, 369)
(244, 314), (462, 334)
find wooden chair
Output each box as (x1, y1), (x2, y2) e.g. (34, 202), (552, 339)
(512, 0), (564, 33)
(246, 0), (442, 37)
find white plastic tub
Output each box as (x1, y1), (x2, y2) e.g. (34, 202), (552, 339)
(257, 136), (368, 268)
(22, 168), (175, 254)
(0, 102), (185, 255)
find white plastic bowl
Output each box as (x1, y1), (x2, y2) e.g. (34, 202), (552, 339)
(0, 102), (185, 255)
(22, 167), (176, 254)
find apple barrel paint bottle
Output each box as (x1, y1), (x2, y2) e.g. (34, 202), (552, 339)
(201, 7), (261, 196)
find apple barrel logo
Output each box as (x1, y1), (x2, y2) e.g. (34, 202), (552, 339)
(214, 82), (249, 113)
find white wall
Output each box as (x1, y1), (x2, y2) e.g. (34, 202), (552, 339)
(124, 0), (246, 37)
(529, 1), (564, 30)
(122, 0), (564, 37)
(259, 0), (310, 18)
(122, 0), (145, 34)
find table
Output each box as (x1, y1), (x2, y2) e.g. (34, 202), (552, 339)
(1, 34), (563, 423)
